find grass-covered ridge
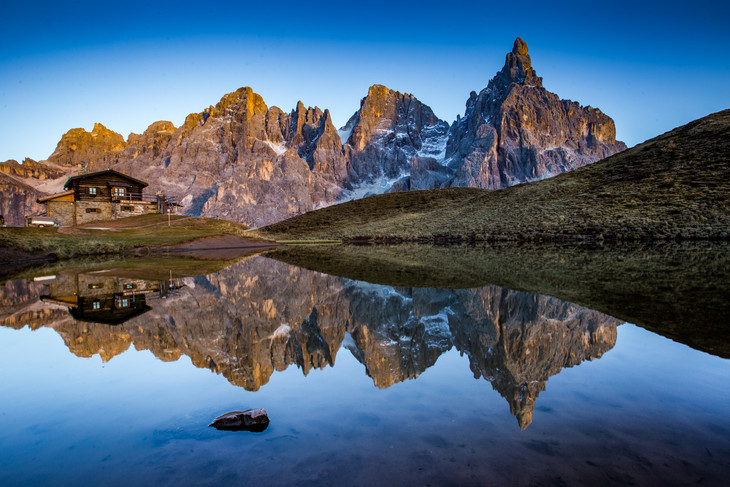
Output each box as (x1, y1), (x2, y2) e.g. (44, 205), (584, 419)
(258, 110), (730, 242)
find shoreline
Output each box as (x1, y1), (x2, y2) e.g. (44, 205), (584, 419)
(0, 234), (279, 267)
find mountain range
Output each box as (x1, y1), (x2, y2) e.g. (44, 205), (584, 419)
(0, 38), (625, 227)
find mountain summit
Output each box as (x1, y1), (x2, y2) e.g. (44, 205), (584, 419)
(405, 37), (627, 190)
(497, 36), (542, 89)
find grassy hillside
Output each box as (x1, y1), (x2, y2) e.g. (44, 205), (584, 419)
(0, 214), (254, 263)
(258, 110), (730, 242)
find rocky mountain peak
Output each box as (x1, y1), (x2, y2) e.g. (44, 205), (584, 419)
(492, 36), (542, 93)
(437, 37), (625, 190)
(287, 101), (325, 146)
(512, 37), (528, 56)
(212, 87), (267, 117)
(341, 84), (449, 193)
(47, 122), (127, 170)
(125, 121), (177, 160)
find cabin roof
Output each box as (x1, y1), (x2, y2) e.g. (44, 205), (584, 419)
(63, 169), (148, 190)
(37, 189), (75, 203)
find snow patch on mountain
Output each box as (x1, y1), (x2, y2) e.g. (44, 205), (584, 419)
(338, 170), (409, 202)
(337, 127), (353, 145)
(266, 141), (288, 155)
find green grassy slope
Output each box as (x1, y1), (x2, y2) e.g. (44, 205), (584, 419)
(258, 110), (730, 242)
(0, 215), (253, 262)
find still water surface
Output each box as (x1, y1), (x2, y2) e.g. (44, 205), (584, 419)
(1, 254), (728, 486)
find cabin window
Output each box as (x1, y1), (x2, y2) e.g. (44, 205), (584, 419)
(124, 284), (136, 290)
(88, 187), (97, 195)
(121, 205), (133, 211)
(116, 297), (129, 308)
(92, 301), (101, 310)
(112, 187), (126, 199)
(85, 208), (101, 213)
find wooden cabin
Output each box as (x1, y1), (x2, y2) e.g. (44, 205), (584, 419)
(36, 169), (174, 226)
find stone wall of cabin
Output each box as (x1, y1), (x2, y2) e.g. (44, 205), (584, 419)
(47, 274), (77, 301)
(47, 200), (75, 227)
(116, 278), (161, 294)
(75, 201), (113, 225)
(111, 201), (158, 219)
(77, 274), (116, 299)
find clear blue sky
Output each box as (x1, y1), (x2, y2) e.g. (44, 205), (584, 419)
(1, 0), (728, 162)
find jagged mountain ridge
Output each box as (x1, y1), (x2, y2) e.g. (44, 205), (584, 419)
(442, 38), (626, 189)
(1, 38), (625, 227)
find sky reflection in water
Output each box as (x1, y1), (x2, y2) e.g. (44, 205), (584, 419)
(0, 255), (728, 486)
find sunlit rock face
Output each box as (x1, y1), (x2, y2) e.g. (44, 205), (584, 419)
(47, 123), (128, 170)
(340, 84), (450, 198)
(0, 158), (64, 180)
(112, 88), (348, 227)
(438, 37), (626, 190)
(1, 257), (621, 427)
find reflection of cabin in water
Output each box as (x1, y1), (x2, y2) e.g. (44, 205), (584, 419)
(36, 169), (177, 226)
(40, 272), (182, 326)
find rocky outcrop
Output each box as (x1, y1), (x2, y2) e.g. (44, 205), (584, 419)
(0, 256), (621, 426)
(0, 174), (44, 226)
(124, 121), (177, 162)
(431, 37), (626, 190)
(107, 88), (348, 226)
(0, 158), (64, 180)
(209, 409), (270, 432)
(47, 122), (127, 170)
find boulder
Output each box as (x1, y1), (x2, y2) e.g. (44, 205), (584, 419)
(209, 408), (270, 432)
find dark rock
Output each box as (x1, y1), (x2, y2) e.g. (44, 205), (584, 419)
(209, 408), (270, 432)
(410, 156), (451, 190)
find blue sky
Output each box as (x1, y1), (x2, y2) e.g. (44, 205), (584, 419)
(1, 0), (728, 162)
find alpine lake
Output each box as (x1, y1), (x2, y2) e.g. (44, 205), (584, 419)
(1, 242), (729, 486)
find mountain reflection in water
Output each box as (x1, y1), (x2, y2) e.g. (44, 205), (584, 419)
(0, 256), (621, 429)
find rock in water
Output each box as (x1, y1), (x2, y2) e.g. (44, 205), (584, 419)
(209, 408), (270, 432)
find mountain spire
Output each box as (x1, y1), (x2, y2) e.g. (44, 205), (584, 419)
(499, 37), (542, 88)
